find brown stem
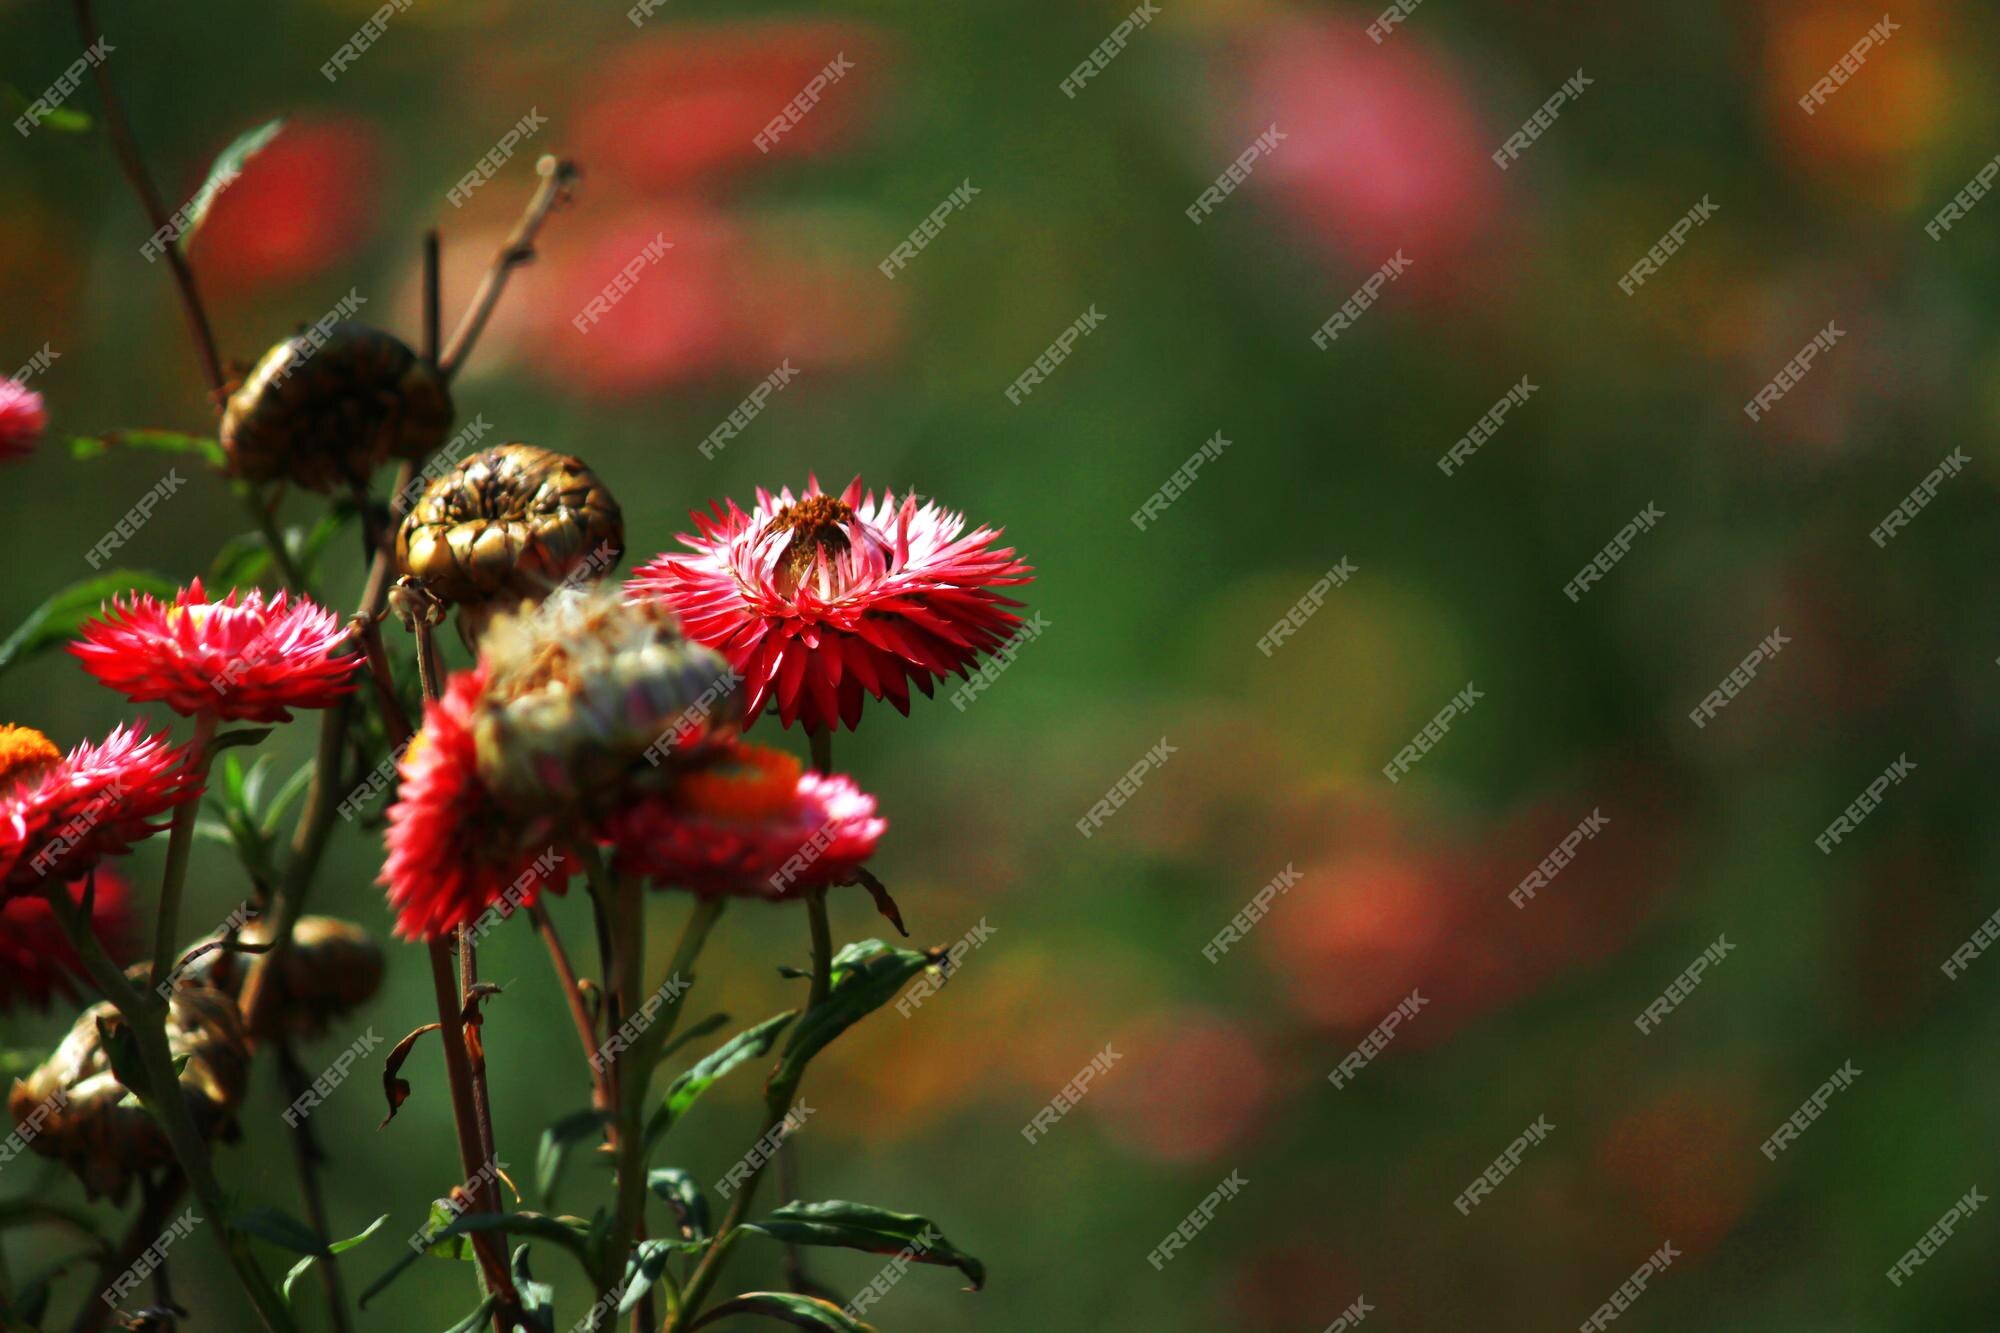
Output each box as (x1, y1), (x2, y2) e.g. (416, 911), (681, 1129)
(426, 940), (522, 1324)
(439, 156), (579, 383)
(73, 0), (225, 402)
(531, 901), (611, 1121)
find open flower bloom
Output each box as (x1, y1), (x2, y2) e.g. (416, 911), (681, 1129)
(630, 478), (1033, 732)
(0, 380), (47, 462)
(603, 740), (885, 898)
(0, 869), (137, 1013)
(380, 668), (567, 940)
(0, 723), (202, 899)
(71, 579), (358, 722)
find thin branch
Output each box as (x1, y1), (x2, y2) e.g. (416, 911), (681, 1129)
(74, 0), (226, 402)
(438, 155), (578, 382)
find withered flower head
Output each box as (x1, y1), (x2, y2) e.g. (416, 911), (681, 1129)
(191, 915), (384, 1042)
(395, 443), (623, 617)
(7, 984), (250, 1203)
(221, 323), (452, 493)
(472, 586), (741, 810)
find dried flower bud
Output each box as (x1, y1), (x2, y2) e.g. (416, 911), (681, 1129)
(7, 985), (250, 1203)
(395, 444), (623, 617)
(221, 323), (453, 493)
(472, 587), (740, 811)
(192, 916), (384, 1042)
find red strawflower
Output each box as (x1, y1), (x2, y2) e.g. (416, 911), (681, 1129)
(0, 723), (202, 898)
(380, 668), (563, 941)
(603, 741), (885, 897)
(0, 869), (138, 1012)
(629, 477), (1033, 732)
(0, 379), (46, 462)
(71, 578), (359, 723)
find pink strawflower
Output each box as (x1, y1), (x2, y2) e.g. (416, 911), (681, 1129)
(380, 668), (561, 941)
(603, 741), (885, 897)
(0, 380), (47, 462)
(71, 578), (358, 723)
(629, 477), (1033, 731)
(0, 723), (202, 899)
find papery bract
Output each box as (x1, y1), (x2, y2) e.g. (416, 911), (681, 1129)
(631, 477), (1032, 732)
(71, 578), (359, 722)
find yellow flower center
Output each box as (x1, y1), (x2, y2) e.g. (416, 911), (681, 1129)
(167, 604), (215, 631)
(0, 724), (61, 791)
(675, 745), (802, 821)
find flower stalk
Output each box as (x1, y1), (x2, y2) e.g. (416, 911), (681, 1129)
(40, 882), (300, 1333)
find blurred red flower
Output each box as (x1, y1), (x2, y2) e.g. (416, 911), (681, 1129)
(1219, 14), (1499, 281)
(1090, 1007), (1274, 1163)
(188, 118), (382, 294)
(0, 380), (47, 462)
(574, 25), (880, 190)
(0, 869), (136, 1013)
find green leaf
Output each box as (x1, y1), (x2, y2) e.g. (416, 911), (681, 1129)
(442, 1295), (498, 1333)
(688, 1292), (875, 1331)
(0, 570), (177, 677)
(234, 1205), (329, 1257)
(648, 1167), (711, 1242)
(511, 1245), (556, 1333)
(2, 83), (91, 133)
(282, 1213), (387, 1304)
(619, 1238), (695, 1315)
(742, 1201), (985, 1290)
(535, 1108), (613, 1210)
(94, 1015), (149, 1099)
(182, 119), (284, 243)
(360, 1211), (590, 1308)
(410, 1199), (470, 1261)
(658, 1012), (731, 1066)
(210, 727), (274, 757)
(69, 430), (224, 467)
(774, 943), (941, 1089)
(261, 760), (316, 836)
(645, 1011), (797, 1150)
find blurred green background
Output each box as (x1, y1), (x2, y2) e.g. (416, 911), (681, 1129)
(6, 0), (2000, 1328)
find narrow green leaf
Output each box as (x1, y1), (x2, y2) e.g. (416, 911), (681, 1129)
(742, 1200), (984, 1290)
(0, 570), (177, 676)
(261, 760), (317, 836)
(688, 1292), (875, 1331)
(774, 943), (940, 1089)
(182, 119), (284, 243)
(360, 1211), (590, 1308)
(442, 1295), (498, 1333)
(234, 1205), (329, 1258)
(511, 1245), (556, 1333)
(648, 1167), (710, 1242)
(619, 1238), (696, 1315)
(282, 1214), (387, 1304)
(658, 1012), (731, 1066)
(94, 1016), (149, 1099)
(535, 1108), (613, 1210)
(68, 430), (224, 466)
(645, 1011), (797, 1150)
(209, 727), (274, 757)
